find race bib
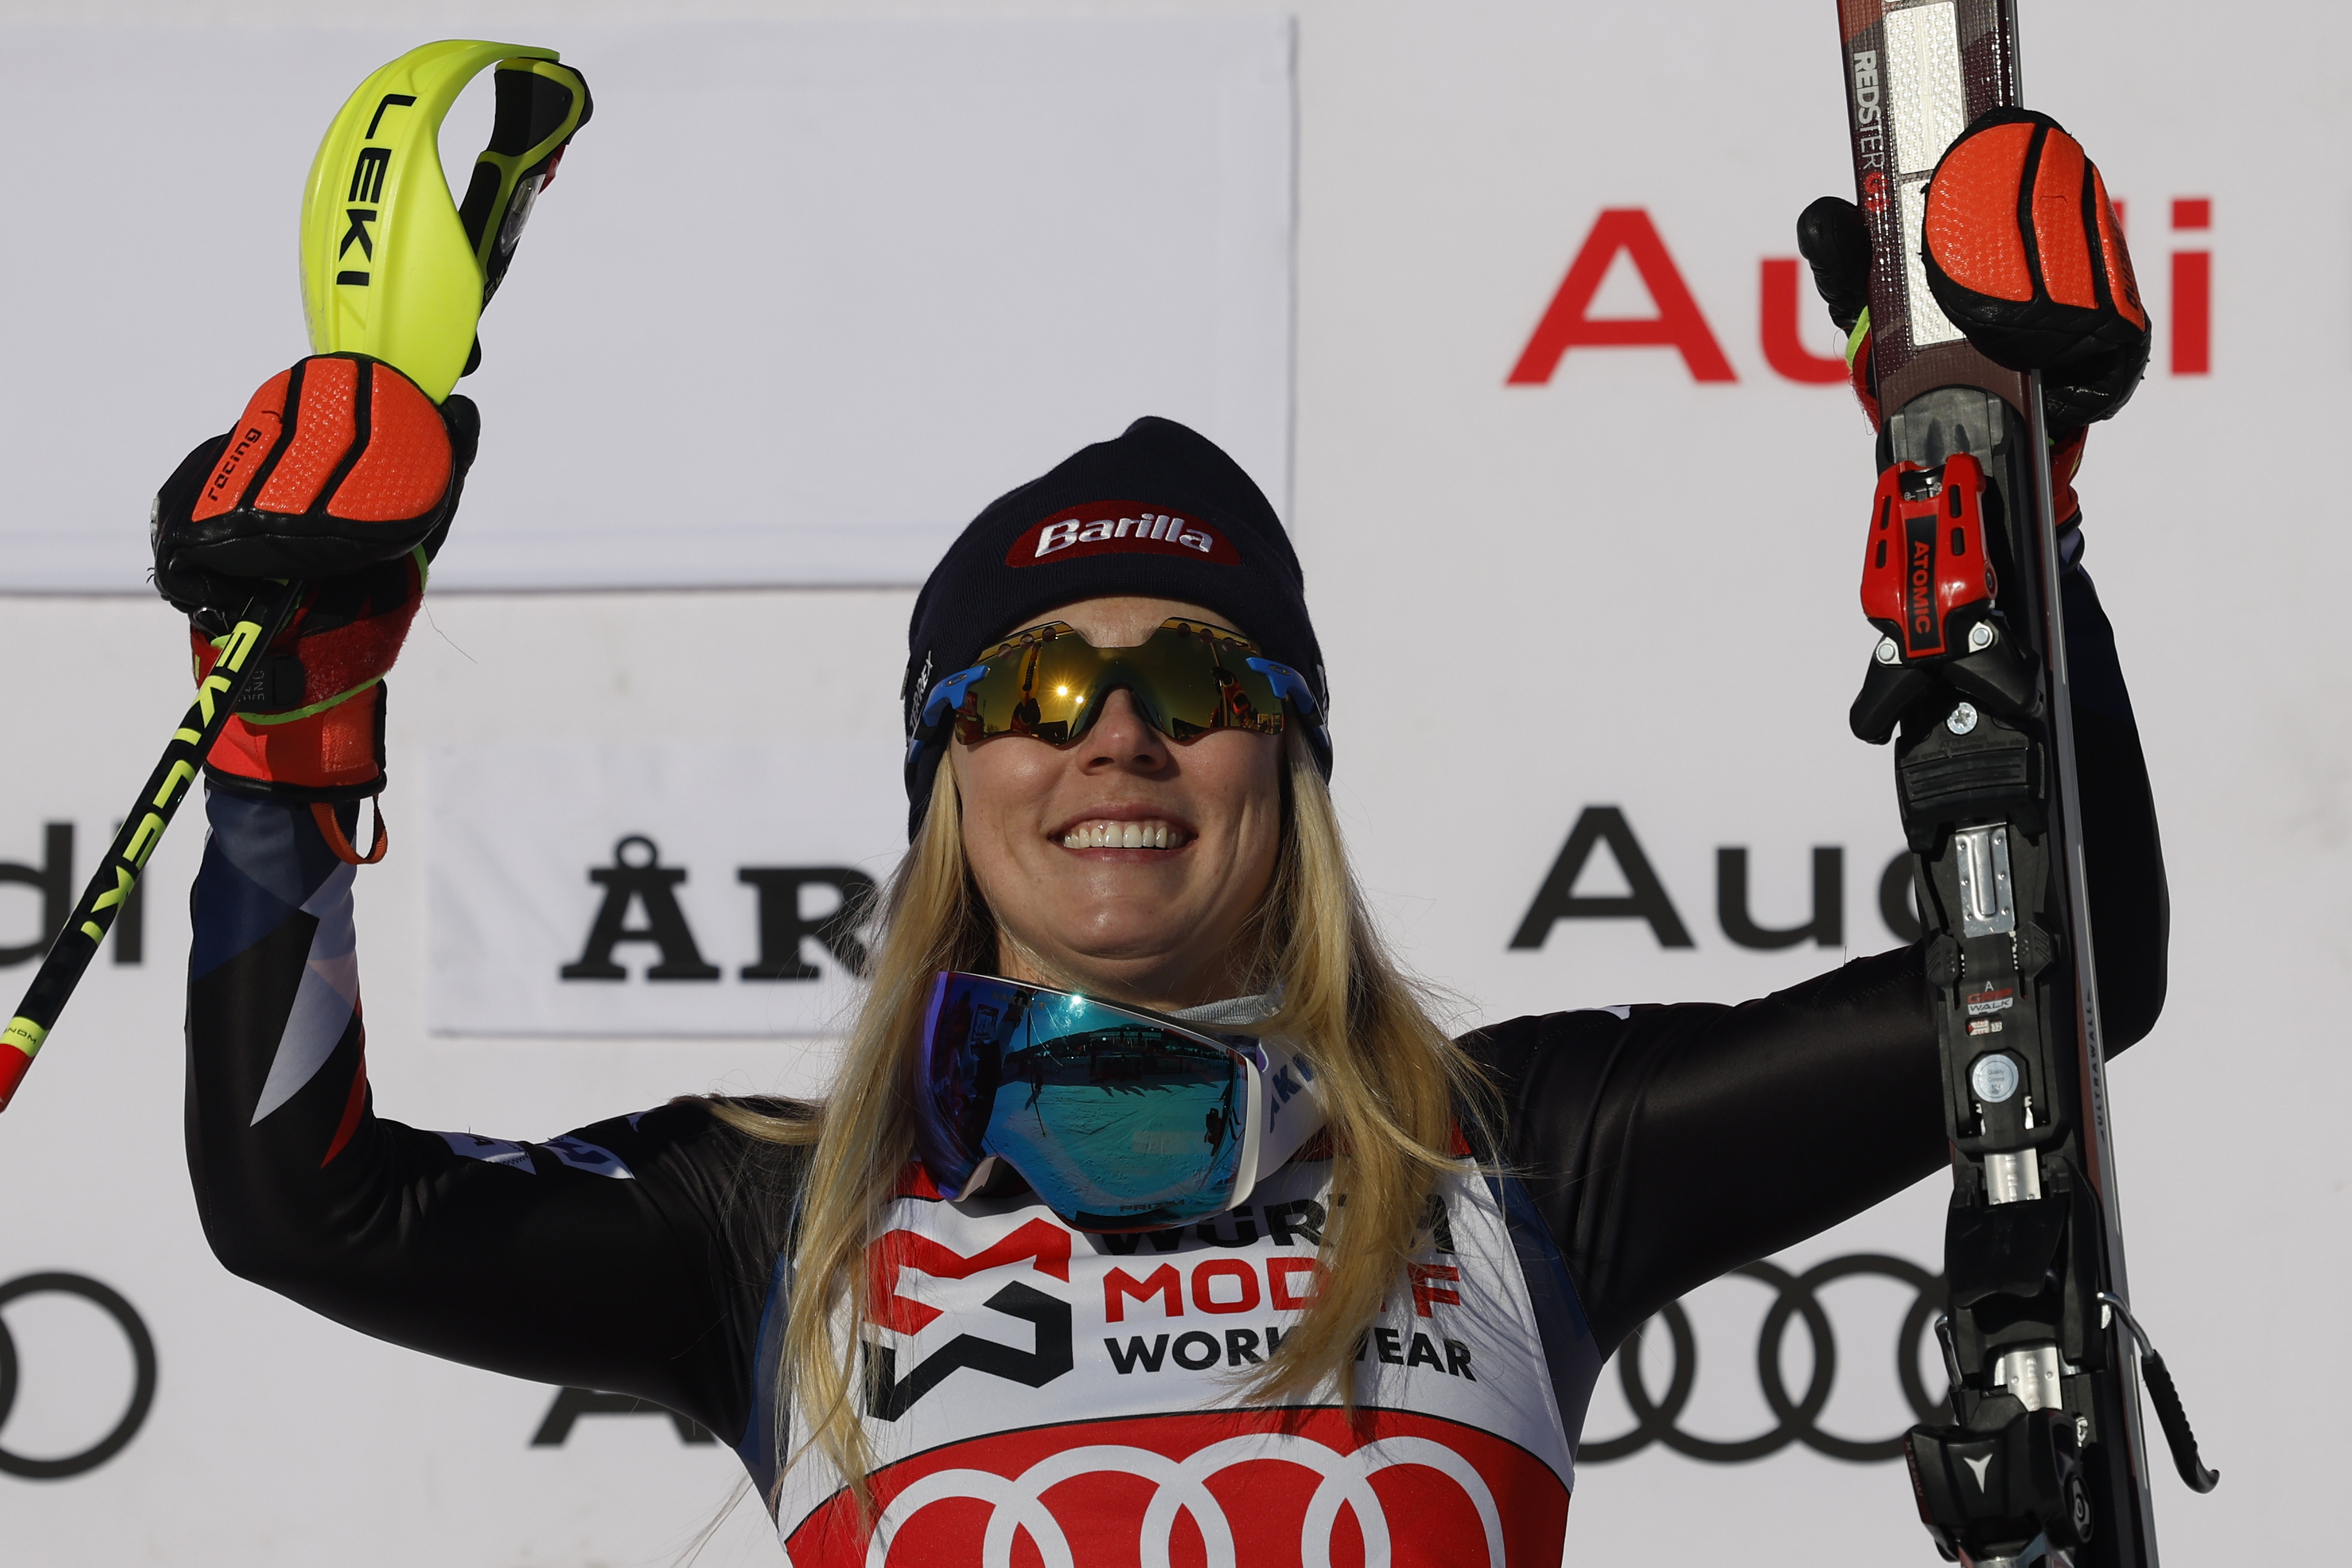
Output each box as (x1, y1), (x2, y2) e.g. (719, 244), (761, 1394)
(762, 1156), (1585, 1566)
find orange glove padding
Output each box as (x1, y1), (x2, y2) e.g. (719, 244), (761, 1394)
(1798, 106), (2143, 522)
(155, 355), (478, 815)
(1923, 107), (2149, 431)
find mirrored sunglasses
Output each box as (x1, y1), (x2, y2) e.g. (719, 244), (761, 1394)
(912, 618), (1322, 753)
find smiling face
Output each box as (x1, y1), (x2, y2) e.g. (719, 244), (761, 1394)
(948, 596), (1286, 1010)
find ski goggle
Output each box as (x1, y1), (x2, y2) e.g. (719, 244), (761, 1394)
(912, 972), (1267, 1232)
(910, 618), (1324, 755)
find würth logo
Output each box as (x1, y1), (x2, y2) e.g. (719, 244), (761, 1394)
(1006, 500), (1243, 568)
(861, 1220), (1076, 1419)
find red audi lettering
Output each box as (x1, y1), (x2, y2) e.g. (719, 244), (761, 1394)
(1508, 208), (1737, 385)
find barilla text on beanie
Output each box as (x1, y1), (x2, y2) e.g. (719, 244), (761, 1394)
(901, 416), (1325, 837)
(1006, 500), (1243, 567)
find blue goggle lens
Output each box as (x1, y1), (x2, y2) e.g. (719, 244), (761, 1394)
(914, 972), (1259, 1232)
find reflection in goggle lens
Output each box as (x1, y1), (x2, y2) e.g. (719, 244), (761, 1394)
(914, 972), (1263, 1232)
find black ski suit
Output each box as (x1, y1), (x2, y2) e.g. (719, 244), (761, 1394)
(182, 541), (2163, 1545)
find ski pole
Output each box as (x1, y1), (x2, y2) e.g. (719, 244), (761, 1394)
(1, 40), (589, 1115)
(0, 583), (302, 1109)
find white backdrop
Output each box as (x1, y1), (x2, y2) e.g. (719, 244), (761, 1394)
(1, 1), (2342, 1565)
(0, 17), (1295, 590)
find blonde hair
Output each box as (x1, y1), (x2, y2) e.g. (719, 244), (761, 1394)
(708, 730), (1491, 1509)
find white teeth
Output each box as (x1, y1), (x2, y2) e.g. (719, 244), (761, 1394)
(1058, 819), (1182, 850)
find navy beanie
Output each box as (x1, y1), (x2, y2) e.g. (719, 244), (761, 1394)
(902, 416), (1325, 837)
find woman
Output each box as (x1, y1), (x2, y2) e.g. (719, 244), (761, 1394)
(163, 120), (2163, 1563)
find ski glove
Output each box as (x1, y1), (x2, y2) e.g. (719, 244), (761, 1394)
(1922, 108), (2149, 428)
(1799, 109), (2149, 435)
(151, 354), (479, 825)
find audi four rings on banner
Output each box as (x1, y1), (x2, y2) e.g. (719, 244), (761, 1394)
(1582, 1255), (1948, 1464)
(0, 1272), (157, 1481)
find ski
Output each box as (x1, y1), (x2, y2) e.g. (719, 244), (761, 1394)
(1828, 3), (2211, 1565)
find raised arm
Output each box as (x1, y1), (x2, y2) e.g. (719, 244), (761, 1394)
(186, 791), (787, 1442)
(165, 358), (792, 1446)
(1474, 127), (2168, 1350)
(1471, 545), (2162, 1352)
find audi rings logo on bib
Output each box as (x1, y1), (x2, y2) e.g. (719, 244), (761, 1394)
(1006, 500), (1243, 567)
(0, 1273), (159, 1481)
(786, 1408), (1566, 1567)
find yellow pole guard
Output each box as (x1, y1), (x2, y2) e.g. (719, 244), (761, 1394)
(299, 39), (561, 402)
(3, 1015), (43, 1053)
